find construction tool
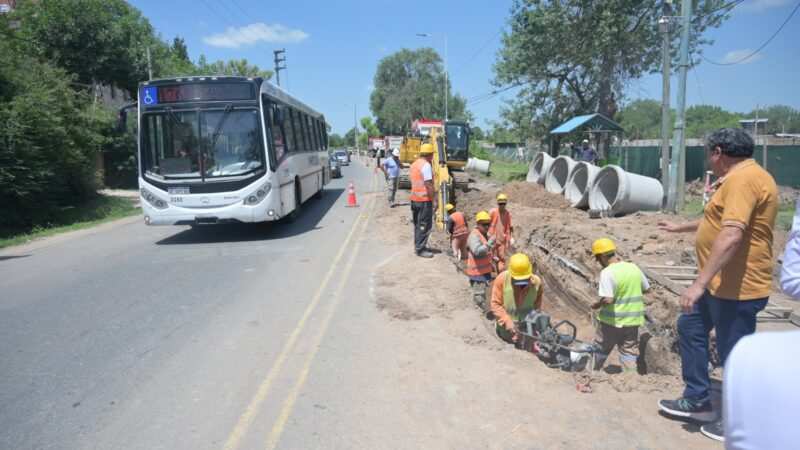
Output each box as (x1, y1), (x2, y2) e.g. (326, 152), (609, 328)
(515, 310), (600, 372)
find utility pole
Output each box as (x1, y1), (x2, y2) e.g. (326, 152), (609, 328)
(667, 0), (691, 213)
(354, 104), (358, 151)
(444, 34), (448, 122)
(659, 3), (672, 207)
(146, 46), (153, 81)
(273, 49), (286, 87)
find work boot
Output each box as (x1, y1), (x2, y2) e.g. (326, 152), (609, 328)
(417, 250), (434, 258)
(658, 397), (715, 423)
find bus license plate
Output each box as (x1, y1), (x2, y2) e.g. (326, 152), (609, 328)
(168, 187), (190, 195)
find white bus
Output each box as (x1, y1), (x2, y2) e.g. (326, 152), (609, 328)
(129, 76), (330, 226)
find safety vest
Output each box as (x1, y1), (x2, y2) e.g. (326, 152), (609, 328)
(496, 272), (538, 341)
(450, 211), (469, 238)
(489, 208), (511, 243)
(409, 158), (431, 202)
(598, 261), (646, 327)
(466, 229), (493, 277)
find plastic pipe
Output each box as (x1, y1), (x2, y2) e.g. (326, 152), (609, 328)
(527, 152), (554, 184)
(588, 165), (664, 216)
(564, 162), (600, 209)
(544, 156), (577, 194)
(466, 157), (491, 174)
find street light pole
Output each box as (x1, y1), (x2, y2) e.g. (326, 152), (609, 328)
(659, 12), (671, 207)
(667, 0), (691, 213)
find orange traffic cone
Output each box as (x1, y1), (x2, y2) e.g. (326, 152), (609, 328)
(346, 181), (359, 207)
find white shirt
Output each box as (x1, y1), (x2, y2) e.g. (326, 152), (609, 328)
(724, 330), (800, 450)
(598, 263), (650, 298)
(421, 161), (432, 181)
(780, 198), (800, 299)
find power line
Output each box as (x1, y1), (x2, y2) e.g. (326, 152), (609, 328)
(454, 28), (503, 74)
(699, 0), (746, 18)
(702, 0), (800, 65)
(466, 83), (522, 106)
(198, 0), (237, 27)
(230, 0), (251, 19)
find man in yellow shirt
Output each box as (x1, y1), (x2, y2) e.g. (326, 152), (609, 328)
(657, 128), (777, 443)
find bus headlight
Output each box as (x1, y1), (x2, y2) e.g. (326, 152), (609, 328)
(140, 188), (168, 210)
(244, 182), (272, 205)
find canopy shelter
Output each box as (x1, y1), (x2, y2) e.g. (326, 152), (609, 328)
(550, 113), (624, 135)
(547, 113), (624, 158)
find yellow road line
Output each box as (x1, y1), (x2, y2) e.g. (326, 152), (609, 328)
(222, 174), (376, 450)
(265, 183), (376, 450)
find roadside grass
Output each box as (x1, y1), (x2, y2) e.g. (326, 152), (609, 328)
(682, 197), (796, 231)
(485, 159), (530, 183)
(0, 195), (140, 249)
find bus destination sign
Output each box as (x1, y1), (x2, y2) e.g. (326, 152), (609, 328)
(144, 83), (254, 104)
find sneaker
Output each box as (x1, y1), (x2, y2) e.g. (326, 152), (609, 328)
(658, 397), (715, 422)
(700, 420), (724, 442)
(417, 250), (434, 258)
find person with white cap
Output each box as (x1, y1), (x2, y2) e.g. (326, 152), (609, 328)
(379, 148), (402, 207)
(580, 139), (597, 164)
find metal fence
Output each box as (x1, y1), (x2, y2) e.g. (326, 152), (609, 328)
(482, 146), (538, 164)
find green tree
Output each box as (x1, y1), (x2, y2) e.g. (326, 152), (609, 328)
(370, 48), (469, 134)
(197, 56), (273, 79)
(172, 36), (190, 63)
(328, 133), (345, 148)
(343, 127), (358, 147)
(358, 117), (381, 147)
(747, 105), (800, 134)
(0, 38), (107, 228)
(471, 125), (485, 141)
(616, 99), (670, 140)
(685, 105), (741, 138)
(12, 0), (156, 95)
(494, 0), (731, 141)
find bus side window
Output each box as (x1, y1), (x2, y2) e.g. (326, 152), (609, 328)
(291, 109), (306, 151)
(268, 105), (286, 162)
(282, 106), (296, 153)
(319, 119), (328, 150)
(302, 115), (315, 151)
(309, 116), (320, 151)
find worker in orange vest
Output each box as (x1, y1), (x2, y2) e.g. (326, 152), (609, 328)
(489, 193), (514, 272)
(446, 203), (469, 260)
(409, 144), (436, 258)
(467, 211), (496, 309)
(490, 253), (544, 344)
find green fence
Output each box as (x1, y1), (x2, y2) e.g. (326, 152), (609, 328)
(608, 145), (800, 187)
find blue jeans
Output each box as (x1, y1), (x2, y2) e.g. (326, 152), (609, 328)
(678, 291), (767, 402)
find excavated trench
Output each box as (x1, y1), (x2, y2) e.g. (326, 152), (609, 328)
(438, 181), (685, 376)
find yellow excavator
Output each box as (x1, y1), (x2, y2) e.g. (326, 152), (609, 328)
(399, 127), (455, 231)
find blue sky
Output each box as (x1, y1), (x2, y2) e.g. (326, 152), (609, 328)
(129, 0), (800, 134)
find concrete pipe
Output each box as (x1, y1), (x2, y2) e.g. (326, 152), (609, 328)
(466, 157), (491, 174)
(564, 162), (600, 209)
(588, 165), (664, 216)
(526, 152), (554, 184)
(544, 156), (577, 194)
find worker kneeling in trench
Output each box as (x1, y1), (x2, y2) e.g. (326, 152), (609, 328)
(490, 253), (544, 344)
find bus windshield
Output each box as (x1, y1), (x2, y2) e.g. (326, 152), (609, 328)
(141, 108), (264, 180)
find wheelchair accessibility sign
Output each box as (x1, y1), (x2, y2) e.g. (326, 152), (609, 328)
(140, 86), (158, 105)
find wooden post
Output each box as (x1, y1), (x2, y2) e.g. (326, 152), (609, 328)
(762, 137), (768, 172)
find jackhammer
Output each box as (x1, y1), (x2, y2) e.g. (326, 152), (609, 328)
(515, 310), (600, 372)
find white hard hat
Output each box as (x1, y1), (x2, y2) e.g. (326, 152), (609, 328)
(392, 148), (400, 157)
(582, 139), (589, 144)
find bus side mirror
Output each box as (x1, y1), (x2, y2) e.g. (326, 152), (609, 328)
(117, 102), (137, 132)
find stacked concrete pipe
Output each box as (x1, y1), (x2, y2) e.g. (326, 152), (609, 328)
(564, 162), (600, 209)
(588, 165), (663, 216)
(544, 156), (577, 194)
(527, 152), (554, 184)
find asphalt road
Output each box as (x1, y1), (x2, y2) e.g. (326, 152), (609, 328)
(0, 160), (390, 450)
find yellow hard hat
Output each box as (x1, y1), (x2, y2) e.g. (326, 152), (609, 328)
(419, 143), (434, 155)
(445, 203), (455, 212)
(475, 211), (491, 223)
(591, 238), (616, 256)
(509, 253), (533, 280)
(496, 193), (508, 203)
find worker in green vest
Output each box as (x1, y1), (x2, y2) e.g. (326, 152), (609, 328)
(590, 238), (650, 372)
(490, 253), (544, 344)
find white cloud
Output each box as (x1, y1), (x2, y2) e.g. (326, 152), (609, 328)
(203, 23), (309, 48)
(720, 49), (763, 64)
(739, 0), (790, 12)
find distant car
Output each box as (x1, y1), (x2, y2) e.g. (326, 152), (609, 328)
(334, 150), (349, 165)
(329, 157), (342, 178)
